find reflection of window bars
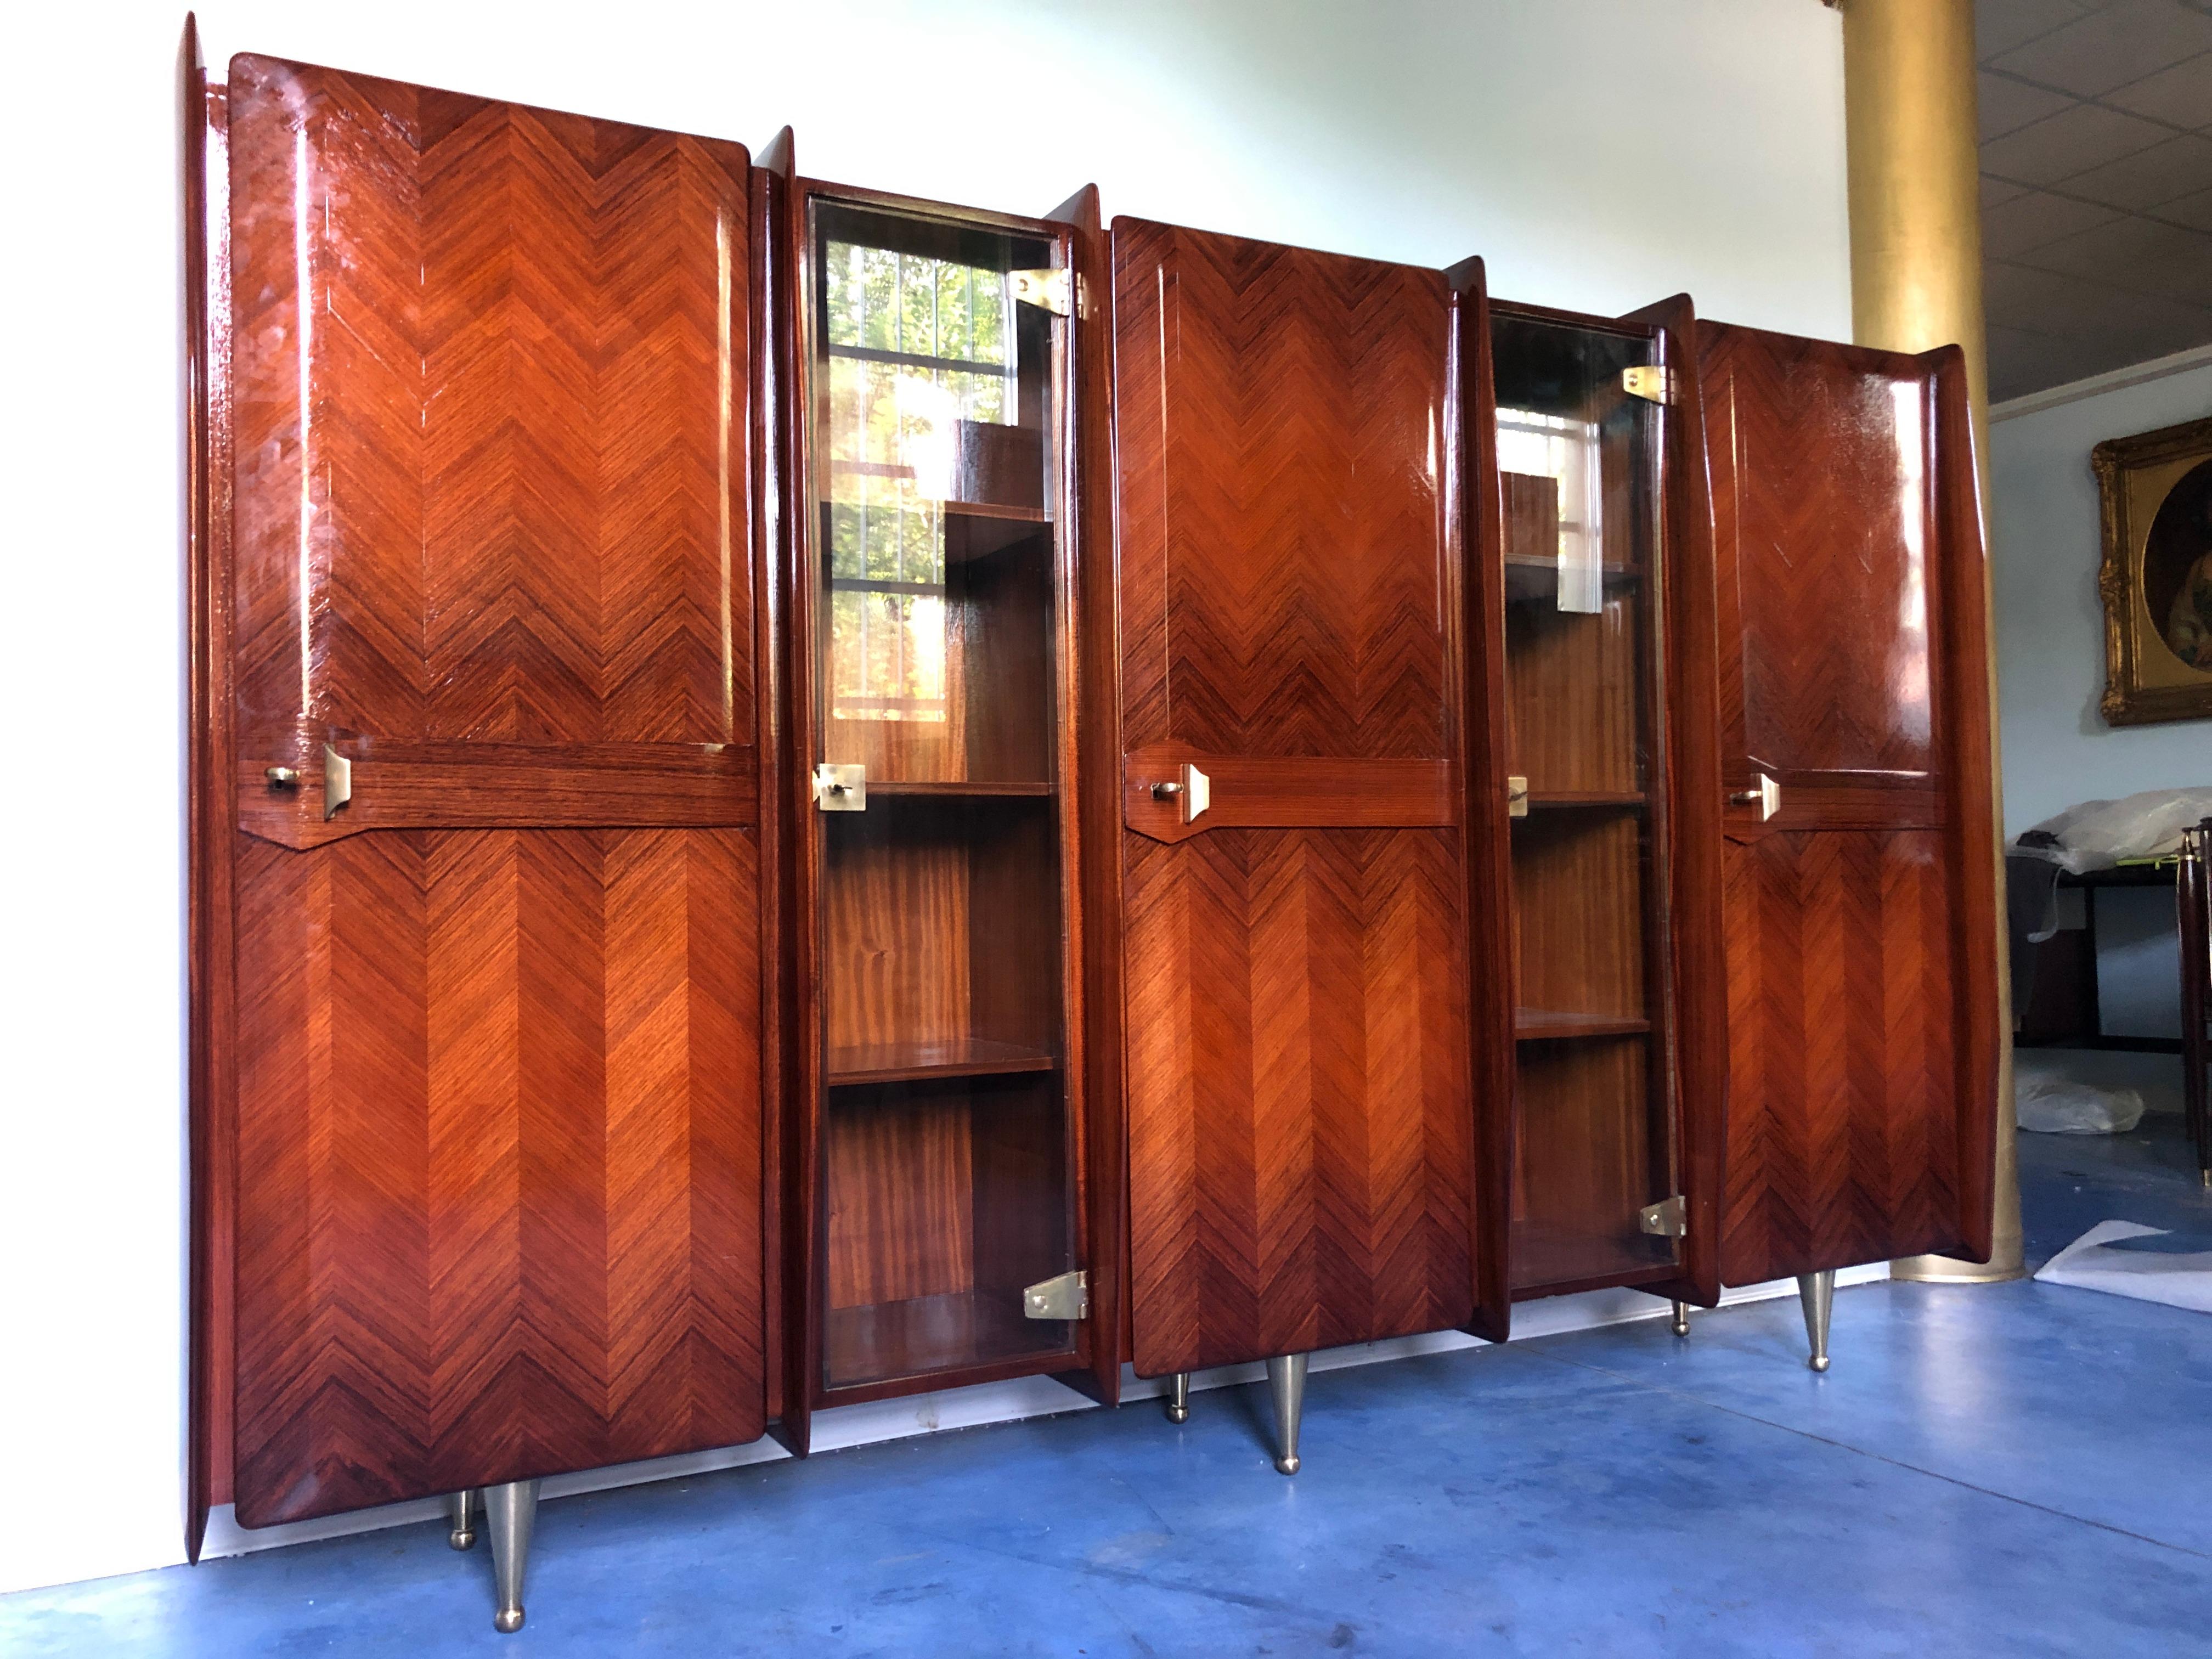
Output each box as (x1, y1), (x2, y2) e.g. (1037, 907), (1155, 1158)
(820, 241), (1019, 721)
(1497, 407), (1604, 615)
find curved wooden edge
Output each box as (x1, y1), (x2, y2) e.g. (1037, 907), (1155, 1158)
(234, 739), (761, 848)
(1624, 291), (1726, 1310)
(1448, 255), (1516, 1344)
(755, 132), (816, 1457)
(1926, 344), (2001, 1263)
(1048, 180), (1127, 1404)
(184, 9), (222, 1567)
(1121, 746), (1458, 843)
(751, 128), (795, 1438)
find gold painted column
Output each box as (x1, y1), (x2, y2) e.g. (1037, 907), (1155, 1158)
(1839, 0), (2025, 1283)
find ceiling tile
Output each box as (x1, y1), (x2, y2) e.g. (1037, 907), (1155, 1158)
(2157, 184), (2212, 228)
(1979, 70), (2078, 139)
(1990, 330), (2129, 400)
(1980, 101), (2174, 184)
(2052, 132), (2212, 208)
(2019, 212), (2212, 303)
(2103, 52), (2212, 129)
(1983, 189), (2128, 255)
(1976, 0), (2094, 60)
(1983, 173), (2033, 208)
(1987, 0), (2212, 96)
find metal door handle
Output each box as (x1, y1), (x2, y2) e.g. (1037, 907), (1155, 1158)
(1729, 773), (1780, 821)
(1152, 764), (1210, 825)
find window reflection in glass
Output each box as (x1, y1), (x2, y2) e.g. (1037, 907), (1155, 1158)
(822, 242), (1018, 723)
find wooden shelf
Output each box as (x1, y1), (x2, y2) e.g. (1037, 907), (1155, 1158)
(1515, 1010), (1651, 1040)
(864, 780), (1054, 798)
(823, 1288), (1070, 1393)
(1521, 791), (1646, 809)
(827, 1040), (1058, 1087)
(945, 499), (1049, 524)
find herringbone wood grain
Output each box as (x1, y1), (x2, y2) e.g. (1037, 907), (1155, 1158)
(222, 59), (766, 1526)
(1124, 829), (1474, 1374)
(1700, 326), (1936, 781)
(1112, 222), (1475, 1375)
(1719, 831), (1962, 1283)
(1700, 321), (1990, 1283)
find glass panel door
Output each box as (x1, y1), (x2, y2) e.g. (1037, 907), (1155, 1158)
(806, 199), (1077, 1392)
(1492, 311), (1679, 1292)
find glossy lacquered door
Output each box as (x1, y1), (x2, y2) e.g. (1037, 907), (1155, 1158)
(1111, 221), (1479, 1378)
(215, 57), (770, 1526)
(1696, 324), (1999, 1284)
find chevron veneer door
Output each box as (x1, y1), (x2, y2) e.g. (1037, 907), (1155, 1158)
(1697, 324), (1999, 1285)
(216, 58), (768, 1526)
(1111, 220), (1477, 1377)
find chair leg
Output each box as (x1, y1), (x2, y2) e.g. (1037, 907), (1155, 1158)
(484, 1479), (539, 1634)
(1797, 1271), (1835, 1373)
(1165, 1372), (1190, 1424)
(1266, 1353), (1307, 1475)
(445, 1489), (477, 1551)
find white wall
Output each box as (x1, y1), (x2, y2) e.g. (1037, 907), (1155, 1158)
(1991, 359), (2212, 839)
(0, 0), (1849, 1595)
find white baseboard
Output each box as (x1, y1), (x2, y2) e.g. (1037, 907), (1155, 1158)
(198, 1263), (1887, 1561)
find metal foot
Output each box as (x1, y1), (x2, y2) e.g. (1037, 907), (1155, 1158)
(445, 1489), (477, 1551)
(1266, 1353), (1307, 1475)
(1797, 1270), (1835, 1373)
(484, 1479), (539, 1634)
(1165, 1372), (1190, 1424)
(1669, 1300), (1690, 1338)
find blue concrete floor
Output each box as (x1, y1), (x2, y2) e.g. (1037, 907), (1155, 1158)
(8, 1114), (2209, 1657)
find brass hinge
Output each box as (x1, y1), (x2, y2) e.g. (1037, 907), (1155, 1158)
(1638, 1195), (1688, 1238)
(1621, 365), (1677, 406)
(1023, 1269), (1088, 1320)
(1506, 775), (1529, 819)
(1010, 268), (1074, 317)
(812, 762), (866, 812)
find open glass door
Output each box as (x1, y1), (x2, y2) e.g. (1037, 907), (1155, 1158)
(803, 195), (1081, 1396)
(1492, 308), (1683, 1295)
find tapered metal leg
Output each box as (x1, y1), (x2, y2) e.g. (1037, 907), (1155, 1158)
(1797, 1270), (1835, 1373)
(484, 1479), (539, 1634)
(1669, 1300), (1690, 1338)
(445, 1489), (477, 1551)
(1266, 1353), (1307, 1475)
(1165, 1373), (1190, 1424)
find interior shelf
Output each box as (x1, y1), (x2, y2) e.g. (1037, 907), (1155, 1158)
(823, 1289), (1070, 1393)
(1515, 1010), (1651, 1040)
(828, 1040), (1058, 1087)
(1522, 791), (1645, 809)
(866, 780), (1055, 798)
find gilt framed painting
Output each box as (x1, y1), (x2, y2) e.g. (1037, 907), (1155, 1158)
(2095, 414), (2212, 726)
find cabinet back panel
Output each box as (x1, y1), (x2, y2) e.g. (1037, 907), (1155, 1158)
(1511, 812), (1649, 1020)
(1510, 1037), (1670, 1290)
(1505, 600), (1641, 794)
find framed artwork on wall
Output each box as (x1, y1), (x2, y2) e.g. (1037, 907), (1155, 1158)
(2095, 415), (2212, 726)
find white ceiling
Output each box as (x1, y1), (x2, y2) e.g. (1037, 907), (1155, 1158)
(1977, 0), (2212, 400)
